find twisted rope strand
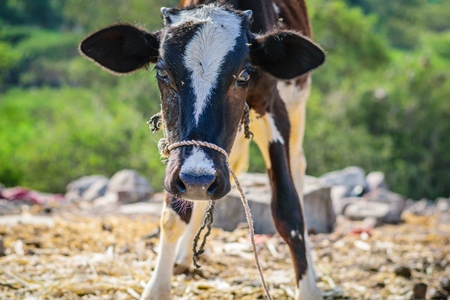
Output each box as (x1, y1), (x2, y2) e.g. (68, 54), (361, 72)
(161, 139), (273, 300)
(192, 200), (215, 268)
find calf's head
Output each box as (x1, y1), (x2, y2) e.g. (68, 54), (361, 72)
(79, 4), (324, 201)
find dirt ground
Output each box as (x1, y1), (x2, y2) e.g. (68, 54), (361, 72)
(0, 207), (449, 300)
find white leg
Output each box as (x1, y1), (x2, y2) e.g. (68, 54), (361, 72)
(174, 202), (208, 274)
(141, 201), (187, 300)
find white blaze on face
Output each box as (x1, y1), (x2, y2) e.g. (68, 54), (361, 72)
(180, 147), (215, 176)
(169, 5), (242, 125)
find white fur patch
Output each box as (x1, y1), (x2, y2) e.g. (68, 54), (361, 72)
(180, 147), (215, 176)
(267, 113), (285, 144)
(169, 5), (242, 125)
(277, 77), (311, 107)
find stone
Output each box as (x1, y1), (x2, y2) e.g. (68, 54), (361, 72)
(405, 199), (435, 216)
(66, 175), (109, 202)
(394, 265), (412, 278)
(93, 193), (119, 208)
(107, 169), (153, 204)
(435, 197), (449, 212)
(344, 201), (390, 221)
(439, 276), (450, 294)
(361, 216), (378, 229)
(81, 177), (109, 202)
(413, 283), (427, 299)
(320, 166), (367, 189)
(428, 288), (447, 300)
(118, 202), (163, 216)
(213, 173), (336, 234)
(303, 176), (336, 233)
(0, 214), (54, 227)
(364, 188), (406, 224)
(213, 174), (274, 234)
(332, 196), (359, 215)
(366, 171), (388, 191)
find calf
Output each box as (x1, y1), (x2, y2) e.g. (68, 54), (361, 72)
(79, 1), (325, 299)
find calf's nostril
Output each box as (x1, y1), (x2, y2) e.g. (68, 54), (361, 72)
(207, 178), (219, 195)
(176, 177), (187, 194)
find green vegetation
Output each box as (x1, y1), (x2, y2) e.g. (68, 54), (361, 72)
(0, 0), (449, 199)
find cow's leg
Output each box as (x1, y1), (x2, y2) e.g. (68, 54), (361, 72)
(173, 201), (207, 274)
(250, 100), (322, 300)
(277, 79), (311, 192)
(277, 79), (322, 299)
(141, 194), (190, 300)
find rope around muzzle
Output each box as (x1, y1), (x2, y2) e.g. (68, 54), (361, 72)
(157, 139), (273, 300)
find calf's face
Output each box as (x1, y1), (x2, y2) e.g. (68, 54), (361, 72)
(79, 4), (324, 201)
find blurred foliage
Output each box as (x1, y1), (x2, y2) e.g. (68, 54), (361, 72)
(0, 87), (165, 193)
(0, 0), (449, 199)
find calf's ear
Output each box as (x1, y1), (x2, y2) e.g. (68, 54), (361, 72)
(79, 24), (160, 74)
(249, 31), (325, 79)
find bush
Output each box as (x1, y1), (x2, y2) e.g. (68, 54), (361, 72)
(0, 87), (166, 193)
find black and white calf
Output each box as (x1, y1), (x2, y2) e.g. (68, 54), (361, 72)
(79, 1), (325, 299)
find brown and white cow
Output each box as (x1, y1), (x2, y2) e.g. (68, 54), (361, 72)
(79, 1), (325, 299)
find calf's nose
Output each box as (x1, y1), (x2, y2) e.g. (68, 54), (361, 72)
(176, 172), (218, 200)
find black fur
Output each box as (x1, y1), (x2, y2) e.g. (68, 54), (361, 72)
(79, 24), (160, 74)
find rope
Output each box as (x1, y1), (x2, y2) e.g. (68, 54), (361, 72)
(192, 200), (215, 269)
(160, 139), (273, 300)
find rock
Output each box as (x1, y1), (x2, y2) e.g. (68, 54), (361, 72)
(413, 283), (427, 299)
(118, 202), (163, 216)
(66, 175), (109, 202)
(435, 197), (449, 212)
(332, 196), (359, 215)
(364, 188), (406, 224)
(394, 265), (412, 278)
(0, 214), (54, 227)
(93, 193), (119, 208)
(213, 173), (274, 234)
(213, 173), (336, 234)
(344, 201), (390, 221)
(440, 276), (450, 294)
(366, 171), (388, 191)
(429, 288), (447, 300)
(102, 221), (113, 232)
(320, 166), (367, 189)
(107, 169), (153, 204)
(405, 199), (435, 216)
(81, 177), (109, 202)
(361, 216), (378, 229)
(303, 176), (336, 233)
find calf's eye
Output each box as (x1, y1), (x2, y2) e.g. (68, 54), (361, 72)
(157, 69), (168, 78)
(237, 70), (250, 84)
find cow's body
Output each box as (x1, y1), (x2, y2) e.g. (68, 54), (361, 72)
(79, 1), (324, 299)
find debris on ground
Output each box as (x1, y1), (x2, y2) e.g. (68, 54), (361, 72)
(0, 209), (448, 299)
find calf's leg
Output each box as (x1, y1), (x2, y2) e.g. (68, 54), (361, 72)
(173, 202), (208, 274)
(141, 194), (191, 300)
(251, 100), (322, 300)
